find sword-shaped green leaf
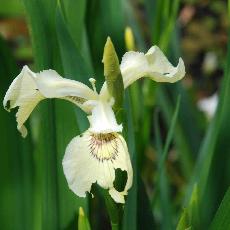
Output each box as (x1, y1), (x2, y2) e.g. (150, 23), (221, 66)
(209, 187), (230, 230)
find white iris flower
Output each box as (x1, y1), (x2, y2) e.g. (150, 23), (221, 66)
(3, 46), (185, 203)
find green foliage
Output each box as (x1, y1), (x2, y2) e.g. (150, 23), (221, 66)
(0, 0), (24, 16)
(122, 92), (137, 230)
(177, 184), (199, 229)
(0, 36), (34, 230)
(210, 187), (230, 230)
(184, 30), (230, 227)
(21, 0), (88, 229)
(153, 96), (181, 230)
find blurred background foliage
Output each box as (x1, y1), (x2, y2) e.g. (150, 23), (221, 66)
(0, 0), (230, 229)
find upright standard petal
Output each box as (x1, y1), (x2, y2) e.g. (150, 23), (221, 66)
(120, 46), (185, 88)
(3, 66), (98, 137)
(62, 131), (133, 204)
(87, 99), (122, 134)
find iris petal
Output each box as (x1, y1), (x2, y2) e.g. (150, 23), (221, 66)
(99, 45), (185, 98)
(62, 130), (133, 203)
(120, 46), (185, 88)
(3, 66), (97, 136)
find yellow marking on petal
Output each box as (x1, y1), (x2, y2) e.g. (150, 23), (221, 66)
(89, 133), (119, 162)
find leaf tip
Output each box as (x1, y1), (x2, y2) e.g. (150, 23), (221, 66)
(79, 207), (85, 217)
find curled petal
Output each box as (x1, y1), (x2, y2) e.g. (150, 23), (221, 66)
(62, 131), (133, 203)
(3, 66), (98, 137)
(120, 46), (185, 88)
(3, 66), (44, 137)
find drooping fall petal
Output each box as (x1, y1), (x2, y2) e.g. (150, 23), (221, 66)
(62, 131), (133, 204)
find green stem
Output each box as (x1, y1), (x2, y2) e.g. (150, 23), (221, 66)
(111, 223), (119, 230)
(103, 191), (123, 230)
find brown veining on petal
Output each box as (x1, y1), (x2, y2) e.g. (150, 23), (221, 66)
(64, 96), (86, 104)
(88, 133), (119, 162)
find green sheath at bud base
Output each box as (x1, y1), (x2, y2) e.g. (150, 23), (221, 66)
(102, 37), (124, 110)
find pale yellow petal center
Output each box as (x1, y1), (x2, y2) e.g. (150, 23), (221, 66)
(88, 133), (119, 162)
